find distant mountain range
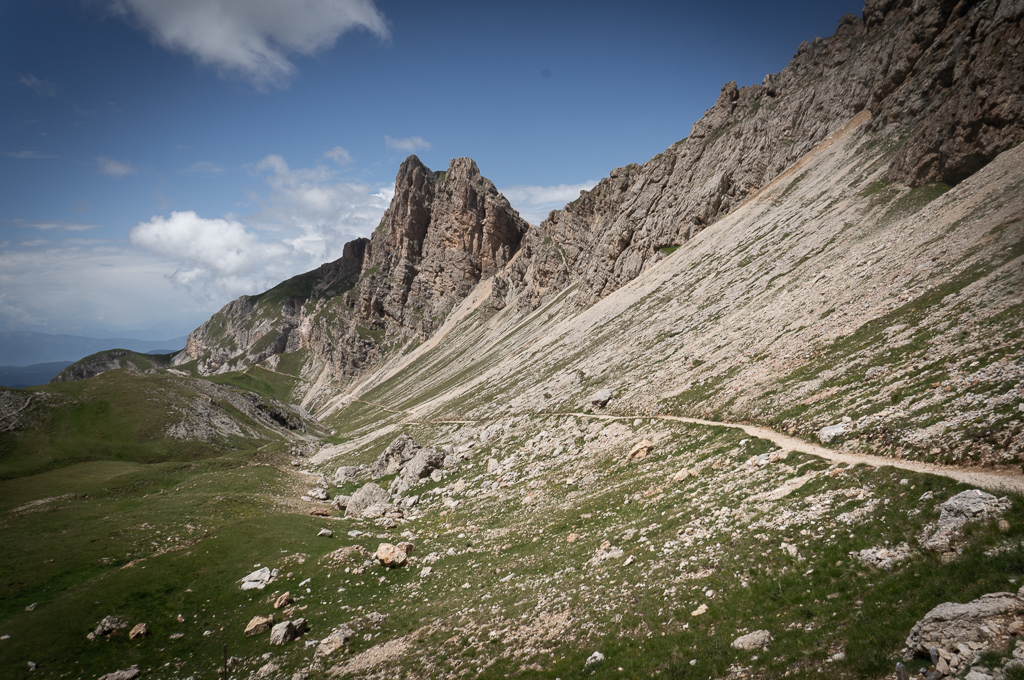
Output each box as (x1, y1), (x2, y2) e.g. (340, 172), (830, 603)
(0, 331), (186, 367)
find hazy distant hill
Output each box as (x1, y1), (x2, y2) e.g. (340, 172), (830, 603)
(0, 362), (73, 388)
(0, 331), (186, 366)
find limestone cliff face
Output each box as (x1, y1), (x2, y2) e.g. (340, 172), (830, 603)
(177, 157), (527, 379)
(491, 0), (1024, 310)
(357, 156), (527, 341)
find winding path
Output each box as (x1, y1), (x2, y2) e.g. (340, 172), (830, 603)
(551, 411), (1024, 495)
(324, 397), (1024, 494)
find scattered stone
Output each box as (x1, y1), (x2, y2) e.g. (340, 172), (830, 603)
(851, 542), (912, 570)
(346, 483), (392, 518)
(28, 661), (37, 672)
(331, 495), (351, 512)
(487, 459), (500, 473)
(97, 666), (140, 680)
(317, 528), (333, 538)
(270, 621), (298, 645)
(308, 508), (331, 517)
(396, 541), (415, 556)
(307, 488), (329, 501)
(628, 439), (654, 460)
(169, 633), (184, 640)
(589, 545), (624, 565)
(430, 469), (443, 483)
(241, 567), (275, 591)
(921, 490), (1011, 558)
(586, 651), (606, 666)
(567, 533), (579, 543)
(691, 604), (708, 617)
(244, 615), (275, 637)
(420, 566), (432, 577)
(128, 623), (149, 640)
(589, 389), (613, 408)
(92, 615), (129, 638)
(274, 592), (293, 609)
(25, 603), (36, 612)
(375, 543), (408, 568)
(670, 469), (693, 482)
(732, 630), (773, 650)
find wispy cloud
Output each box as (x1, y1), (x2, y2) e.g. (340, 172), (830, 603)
(7, 149), (58, 160)
(500, 181), (598, 225)
(323, 146), (353, 164)
(185, 160), (225, 175)
(18, 74), (56, 98)
(384, 135), (431, 153)
(8, 219), (99, 232)
(106, 0), (390, 89)
(97, 155), (135, 177)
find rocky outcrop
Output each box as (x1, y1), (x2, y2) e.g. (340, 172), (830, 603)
(176, 157), (527, 384)
(353, 156), (527, 342)
(52, 349), (172, 383)
(177, 237), (367, 375)
(904, 588), (1024, 668)
(490, 0), (1024, 310)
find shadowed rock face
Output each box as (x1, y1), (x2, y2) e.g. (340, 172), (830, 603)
(490, 0), (1024, 310)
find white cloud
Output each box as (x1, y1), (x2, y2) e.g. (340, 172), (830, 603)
(19, 74), (56, 98)
(97, 155), (136, 177)
(108, 0), (389, 88)
(185, 160), (225, 174)
(500, 181), (598, 225)
(323, 146), (353, 164)
(124, 152), (390, 305)
(384, 135), (431, 153)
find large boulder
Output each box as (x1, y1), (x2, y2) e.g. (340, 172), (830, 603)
(270, 620), (298, 645)
(315, 624), (355, 659)
(346, 482), (392, 518)
(370, 435), (420, 479)
(375, 543), (408, 568)
(904, 589), (1024, 668)
(732, 630), (773, 650)
(589, 389), (612, 408)
(244, 615), (274, 636)
(334, 465), (363, 485)
(403, 447), (445, 483)
(921, 490), (1011, 558)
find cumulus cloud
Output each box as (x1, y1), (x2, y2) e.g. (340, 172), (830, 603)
(323, 146), (353, 164)
(384, 135), (431, 153)
(97, 155), (135, 176)
(125, 150), (391, 305)
(108, 0), (389, 88)
(500, 181), (598, 225)
(129, 211), (293, 301)
(19, 74), (56, 98)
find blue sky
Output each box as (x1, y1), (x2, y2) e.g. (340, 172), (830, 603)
(0, 0), (862, 340)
